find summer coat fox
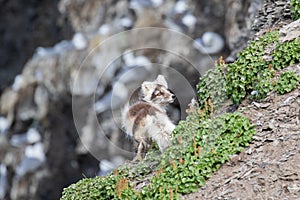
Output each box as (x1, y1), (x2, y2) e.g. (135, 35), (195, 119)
(122, 75), (176, 160)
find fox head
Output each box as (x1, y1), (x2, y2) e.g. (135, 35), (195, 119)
(141, 75), (174, 105)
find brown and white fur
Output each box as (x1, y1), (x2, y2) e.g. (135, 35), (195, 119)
(122, 75), (176, 161)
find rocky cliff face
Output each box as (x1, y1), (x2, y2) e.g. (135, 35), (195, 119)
(0, 0), (73, 94)
(0, 0), (263, 199)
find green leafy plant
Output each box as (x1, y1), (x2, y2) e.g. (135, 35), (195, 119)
(61, 113), (256, 200)
(291, 0), (300, 20)
(60, 170), (139, 200)
(225, 31), (279, 103)
(275, 71), (300, 94)
(211, 31), (299, 104)
(251, 69), (276, 100)
(196, 57), (227, 112)
(272, 38), (300, 69)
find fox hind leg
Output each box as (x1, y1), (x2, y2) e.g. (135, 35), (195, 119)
(133, 142), (143, 161)
(132, 137), (154, 161)
(133, 137), (147, 161)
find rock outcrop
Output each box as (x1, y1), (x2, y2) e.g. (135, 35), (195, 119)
(0, 0), (73, 94)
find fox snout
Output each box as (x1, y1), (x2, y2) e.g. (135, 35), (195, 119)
(163, 91), (175, 104)
(170, 93), (176, 102)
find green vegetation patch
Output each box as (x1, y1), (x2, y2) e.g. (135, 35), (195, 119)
(61, 113), (255, 200)
(225, 31), (278, 103)
(291, 0), (300, 20)
(60, 173), (139, 200)
(197, 31), (300, 105)
(273, 38), (300, 69)
(276, 71), (300, 94)
(196, 58), (227, 111)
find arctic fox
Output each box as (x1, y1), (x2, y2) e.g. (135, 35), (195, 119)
(122, 75), (176, 161)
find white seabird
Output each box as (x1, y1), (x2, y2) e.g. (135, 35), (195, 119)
(193, 32), (225, 54)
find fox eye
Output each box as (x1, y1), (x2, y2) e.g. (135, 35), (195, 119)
(154, 90), (161, 95)
(144, 86), (149, 91)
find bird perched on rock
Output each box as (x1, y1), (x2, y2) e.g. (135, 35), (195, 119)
(193, 32), (225, 54)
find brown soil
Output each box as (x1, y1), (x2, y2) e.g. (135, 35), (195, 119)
(183, 66), (300, 199)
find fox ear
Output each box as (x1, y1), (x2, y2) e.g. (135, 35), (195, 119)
(141, 81), (151, 91)
(156, 75), (168, 88)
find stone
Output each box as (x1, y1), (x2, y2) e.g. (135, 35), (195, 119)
(279, 19), (300, 42)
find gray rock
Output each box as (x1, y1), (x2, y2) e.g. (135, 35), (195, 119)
(0, 164), (8, 199)
(0, 117), (9, 134)
(10, 128), (41, 147)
